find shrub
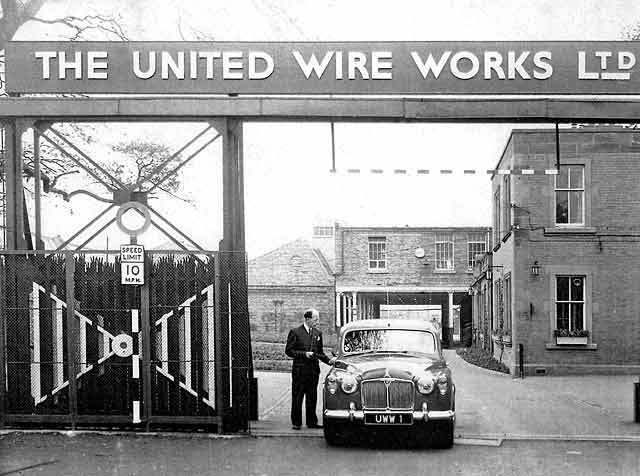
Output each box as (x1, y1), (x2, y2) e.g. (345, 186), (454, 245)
(456, 347), (510, 374)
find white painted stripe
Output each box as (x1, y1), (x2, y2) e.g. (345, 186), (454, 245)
(53, 303), (64, 389)
(201, 284), (215, 406)
(132, 401), (141, 423)
(78, 312), (88, 375)
(30, 282), (41, 404)
(156, 365), (175, 382)
(132, 354), (140, 379)
(179, 381), (198, 397)
(545, 169), (559, 175)
(602, 72), (630, 80)
(131, 309), (139, 333)
(498, 169), (511, 175)
(183, 304), (192, 390)
(52, 380), (69, 395)
(76, 364), (94, 379)
(202, 397), (215, 409)
(521, 169), (535, 175)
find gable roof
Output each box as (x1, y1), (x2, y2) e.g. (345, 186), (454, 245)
(248, 238), (333, 286)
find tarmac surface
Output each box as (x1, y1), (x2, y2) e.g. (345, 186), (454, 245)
(252, 350), (640, 442)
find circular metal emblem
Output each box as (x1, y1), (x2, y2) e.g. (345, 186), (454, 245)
(112, 333), (134, 358)
(116, 201), (151, 236)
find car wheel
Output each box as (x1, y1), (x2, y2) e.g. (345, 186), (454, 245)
(323, 419), (344, 446)
(432, 420), (454, 449)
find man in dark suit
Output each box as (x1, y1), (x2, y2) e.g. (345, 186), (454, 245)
(285, 308), (335, 430)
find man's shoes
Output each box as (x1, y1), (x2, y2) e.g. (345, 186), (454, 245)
(291, 425), (301, 430)
(307, 424), (323, 429)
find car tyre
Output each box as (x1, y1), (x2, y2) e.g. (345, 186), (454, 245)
(323, 420), (344, 446)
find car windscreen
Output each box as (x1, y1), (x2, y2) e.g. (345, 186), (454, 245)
(342, 329), (437, 355)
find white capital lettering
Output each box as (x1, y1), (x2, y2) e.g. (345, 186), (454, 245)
(508, 51), (530, 79)
(578, 51), (598, 79)
(371, 51), (392, 79)
(348, 51), (369, 79)
(484, 51), (505, 79)
(533, 51), (553, 79)
(132, 51), (156, 79)
(450, 51), (479, 80)
(411, 51), (451, 79)
(249, 51), (274, 80)
(292, 51), (334, 79)
(199, 51), (221, 79)
(223, 51), (243, 79)
(58, 51), (82, 79)
(161, 51), (185, 79)
(87, 51), (108, 79)
(34, 51), (57, 79)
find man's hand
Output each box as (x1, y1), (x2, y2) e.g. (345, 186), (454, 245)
(305, 351), (314, 358)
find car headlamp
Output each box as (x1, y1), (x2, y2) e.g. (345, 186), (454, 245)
(326, 369), (359, 394)
(417, 372), (436, 394)
(340, 373), (358, 394)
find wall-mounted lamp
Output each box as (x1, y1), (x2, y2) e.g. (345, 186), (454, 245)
(530, 261), (540, 276)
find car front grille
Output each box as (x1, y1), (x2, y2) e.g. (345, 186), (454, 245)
(361, 379), (414, 409)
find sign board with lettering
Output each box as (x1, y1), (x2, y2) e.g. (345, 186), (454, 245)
(120, 244), (145, 285)
(5, 41), (640, 95)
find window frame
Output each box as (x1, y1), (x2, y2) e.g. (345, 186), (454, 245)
(555, 275), (586, 332)
(435, 231), (454, 271)
(547, 265), (594, 348)
(467, 231), (488, 270)
(555, 165), (585, 227)
(493, 186), (501, 247)
(367, 236), (387, 271)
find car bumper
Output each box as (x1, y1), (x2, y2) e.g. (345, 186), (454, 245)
(323, 408), (455, 422)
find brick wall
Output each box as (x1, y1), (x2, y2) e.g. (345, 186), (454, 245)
(248, 286), (337, 346)
(493, 128), (640, 374)
(335, 227), (489, 289)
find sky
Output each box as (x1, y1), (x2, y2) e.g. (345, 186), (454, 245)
(10, 0), (640, 257)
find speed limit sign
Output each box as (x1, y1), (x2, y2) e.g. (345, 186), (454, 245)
(121, 244), (145, 285)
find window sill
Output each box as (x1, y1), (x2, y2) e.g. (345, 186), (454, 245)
(434, 269), (456, 274)
(544, 227), (597, 235)
(545, 342), (598, 351)
(367, 269), (389, 274)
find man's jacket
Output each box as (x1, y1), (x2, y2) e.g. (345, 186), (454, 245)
(285, 325), (331, 373)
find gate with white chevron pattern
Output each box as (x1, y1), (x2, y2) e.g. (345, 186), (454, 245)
(0, 250), (248, 431)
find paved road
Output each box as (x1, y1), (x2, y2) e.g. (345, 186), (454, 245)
(254, 350), (640, 439)
(2, 432), (640, 476)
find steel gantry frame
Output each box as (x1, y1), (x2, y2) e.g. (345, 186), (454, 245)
(2, 95), (640, 432)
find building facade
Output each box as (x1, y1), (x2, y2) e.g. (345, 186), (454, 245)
(248, 238), (336, 345)
(334, 225), (490, 347)
(488, 127), (640, 375)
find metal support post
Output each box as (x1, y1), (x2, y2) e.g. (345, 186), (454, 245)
(64, 252), (78, 428)
(140, 272), (152, 431)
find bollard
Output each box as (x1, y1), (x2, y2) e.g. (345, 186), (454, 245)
(518, 343), (525, 379)
(635, 379), (640, 423)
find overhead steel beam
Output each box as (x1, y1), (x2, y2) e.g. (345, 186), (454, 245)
(2, 97), (640, 122)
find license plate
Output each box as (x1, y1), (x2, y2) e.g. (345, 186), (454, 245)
(364, 412), (413, 425)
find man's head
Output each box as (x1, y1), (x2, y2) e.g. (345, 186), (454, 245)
(304, 308), (320, 329)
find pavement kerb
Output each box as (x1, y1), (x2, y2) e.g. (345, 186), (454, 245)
(3, 428), (640, 444)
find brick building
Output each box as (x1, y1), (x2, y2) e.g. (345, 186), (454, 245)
(485, 127), (640, 375)
(247, 238), (336, 344)
(334, 225), (490, 347)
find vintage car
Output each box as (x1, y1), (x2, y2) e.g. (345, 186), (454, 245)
(322, 319), (455, 448)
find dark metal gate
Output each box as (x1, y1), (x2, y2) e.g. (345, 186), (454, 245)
(0, 250), (250, 431)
